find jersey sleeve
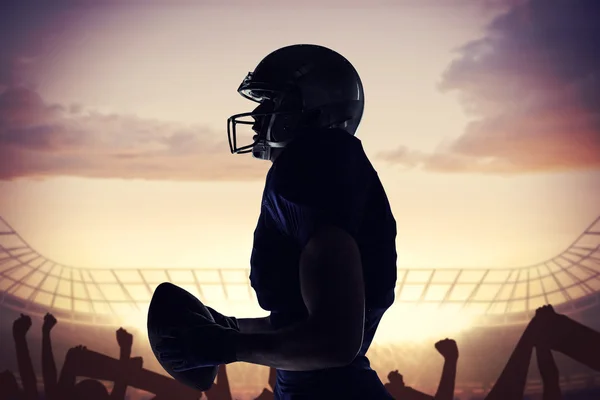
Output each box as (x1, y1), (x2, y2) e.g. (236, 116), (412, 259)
(270, 135), (373, 249)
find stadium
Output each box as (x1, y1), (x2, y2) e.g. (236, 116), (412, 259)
(1, 215), (599, 399)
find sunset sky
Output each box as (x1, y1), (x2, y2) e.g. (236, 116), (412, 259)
(1, 2), (600, 396)
(1, 0), (599, 273)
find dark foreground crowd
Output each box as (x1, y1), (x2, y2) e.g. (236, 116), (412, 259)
(1, 305), (599, 400)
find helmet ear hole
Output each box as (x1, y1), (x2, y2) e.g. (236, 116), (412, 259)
(268, 112), (297, 142)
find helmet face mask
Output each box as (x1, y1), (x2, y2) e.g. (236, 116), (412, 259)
(227, 96), (304, 160)
(227, 45), (365, 161)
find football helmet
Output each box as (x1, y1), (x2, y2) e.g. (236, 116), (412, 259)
(227, 44), (365, 160)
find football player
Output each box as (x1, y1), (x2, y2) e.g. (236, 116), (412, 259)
(151, 44), (398, 399)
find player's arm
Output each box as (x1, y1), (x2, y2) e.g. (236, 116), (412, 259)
(152, 136), (370, 372)
(234, 224), (365, 370)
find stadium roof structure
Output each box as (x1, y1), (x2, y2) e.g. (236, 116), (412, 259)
(1, 215), (599, 327)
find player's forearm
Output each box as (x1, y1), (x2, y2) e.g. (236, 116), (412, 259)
(237, 316), (276, 334)
(433, 358), (457, 400)
(234, 317), (354, 371)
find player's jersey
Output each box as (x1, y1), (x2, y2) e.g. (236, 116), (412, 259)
(250, 128), (397, 399)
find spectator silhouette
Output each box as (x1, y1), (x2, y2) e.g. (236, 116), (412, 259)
(42, 313), (57, 400)
(384, 370), (405, 399)
(4, 304), (600, 400)
(253, 367), (276, 400)
(384, 338), (458, 400)
(13, 314), (39, 400)
(484, 305), (599, 400)
(56, 329), (138, 400)
(11, 312), (149, 400)
(0, 369), (21, 400)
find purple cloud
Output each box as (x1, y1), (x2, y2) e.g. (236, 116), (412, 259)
(379, 0), (600, 174)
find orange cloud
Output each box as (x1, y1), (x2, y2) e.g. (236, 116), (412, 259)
(0, 87), (269, 181)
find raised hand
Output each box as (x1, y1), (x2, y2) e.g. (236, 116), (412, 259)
(13, 314), (32, 338)
(435, 338), (459, 361)
(529, 304), (568, 348)
(116, 327), (133, 350)
(65, 345), (87, 368)
(130, 356), (144, 370)
(388, 370), (405, 387)
(43, 312), (57, 333)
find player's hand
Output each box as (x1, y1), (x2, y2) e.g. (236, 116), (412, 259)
(206, 306), (240, 331)
(435, 338), (459, 361)
(43, 313), (57, 334)
(13, 314), (32, 338)
(154, 311), (238, 371)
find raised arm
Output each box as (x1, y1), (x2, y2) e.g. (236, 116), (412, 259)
(484, 306), (550, 400)
(57, 345), (86, 398)
(536, 346), (562, 400)
(42, 313), (58, 400)
(110, 328), (133, 400)
(433, 339), (458, 400)
(535, 305), (600, 371)
(12, 314), (39, 400)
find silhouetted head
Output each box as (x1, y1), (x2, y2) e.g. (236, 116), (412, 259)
(73, 379), (109, 400)
(388, 370), (404, 387)
(0, 370), (20, 399)
(227, 44), (364, 162)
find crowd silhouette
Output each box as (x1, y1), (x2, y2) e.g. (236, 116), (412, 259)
(1, 304), (599, 400)
(0, 312), (272, 400)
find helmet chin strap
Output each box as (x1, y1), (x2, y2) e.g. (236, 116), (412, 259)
(250, 138), (291, 161)
(251, 143), (271, 161)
